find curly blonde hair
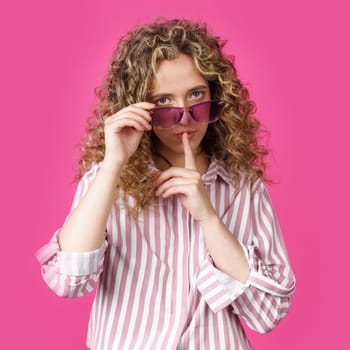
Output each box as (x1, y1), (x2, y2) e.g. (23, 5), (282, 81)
(77, 18), (268, 214)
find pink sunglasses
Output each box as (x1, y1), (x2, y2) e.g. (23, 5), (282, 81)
(150, 100), (223, 129)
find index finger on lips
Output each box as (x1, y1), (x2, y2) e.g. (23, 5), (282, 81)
(183, 133), (196, 170)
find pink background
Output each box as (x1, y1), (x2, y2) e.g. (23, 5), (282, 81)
(1, 0), (348, 348)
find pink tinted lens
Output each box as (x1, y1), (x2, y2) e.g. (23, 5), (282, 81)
(151, 107), (182, 128)
(191, 100), (222, 123)
(151, 100), (222, 129)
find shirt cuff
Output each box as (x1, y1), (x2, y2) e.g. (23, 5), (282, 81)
(196, 243), (250, 313)
(35, 230), (108, 276)
(57, 241), (108, 276)
(245, 244), (296, 297)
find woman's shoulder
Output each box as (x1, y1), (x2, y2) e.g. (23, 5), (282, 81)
(213, 158), (266, 194)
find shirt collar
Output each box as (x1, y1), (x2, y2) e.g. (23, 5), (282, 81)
(201, 157), (233, 185)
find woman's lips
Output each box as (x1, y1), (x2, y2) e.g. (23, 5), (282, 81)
(175, 131), (195, 141)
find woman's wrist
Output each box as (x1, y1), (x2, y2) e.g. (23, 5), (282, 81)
(99, 158), (125, 184)
(197, 209), (220, 227)
(101, 155), (126, 172)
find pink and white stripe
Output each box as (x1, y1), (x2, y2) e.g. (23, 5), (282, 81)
(36, 159), (296, 349)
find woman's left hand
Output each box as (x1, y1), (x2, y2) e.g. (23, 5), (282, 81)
(155, 133), (217, 223)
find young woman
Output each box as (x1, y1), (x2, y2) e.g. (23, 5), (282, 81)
(36, 18), (296, 349)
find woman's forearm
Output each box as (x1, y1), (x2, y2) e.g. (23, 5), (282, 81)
(58, 161), (123, 252)
(199, 214), (250, 283)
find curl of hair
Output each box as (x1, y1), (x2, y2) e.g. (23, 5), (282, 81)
(77, 18), (269, 216)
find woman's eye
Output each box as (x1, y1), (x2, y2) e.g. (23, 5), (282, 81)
(157, 97), (169, 105)
(191, 91), (204, 99)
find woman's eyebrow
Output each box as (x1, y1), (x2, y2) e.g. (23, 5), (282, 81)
(188, 85), (209, 92)
(150, 92), (173, 100)
(150, 85), (209, 99)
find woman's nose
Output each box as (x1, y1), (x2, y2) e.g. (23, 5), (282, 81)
(179, 108), (192, 125)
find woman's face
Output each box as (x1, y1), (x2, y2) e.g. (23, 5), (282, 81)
(150, 54), (210, 160)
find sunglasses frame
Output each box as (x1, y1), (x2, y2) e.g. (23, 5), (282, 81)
(150, 99), (223, 129)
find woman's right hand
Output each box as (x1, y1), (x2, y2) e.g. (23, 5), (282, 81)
(103, 102), (155, 168)
(59, 102), (154, 253)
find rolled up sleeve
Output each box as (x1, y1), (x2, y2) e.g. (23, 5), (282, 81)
(35, 163), (108, 298)
(196, 179), (296, 333)
(35, 230), (108, 297)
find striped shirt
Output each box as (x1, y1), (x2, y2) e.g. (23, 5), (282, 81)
(36, 159), (296, 349)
